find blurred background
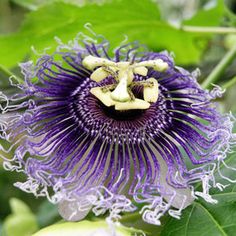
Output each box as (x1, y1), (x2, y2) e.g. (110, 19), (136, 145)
(0, 0), (236, 235)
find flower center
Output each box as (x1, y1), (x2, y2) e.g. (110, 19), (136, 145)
(100, 103), (146, 121)
(82, 56), (168, 110)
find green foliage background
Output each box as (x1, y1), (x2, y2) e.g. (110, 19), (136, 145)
(0, 0), (236, 235)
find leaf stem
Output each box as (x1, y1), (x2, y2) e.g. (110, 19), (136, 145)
(120, 211), (141, 224)
(221, 76), (236, 90)
(181, 25), (236, 34)
(0, 64), (23, 83)
(201, 44), (236, 89)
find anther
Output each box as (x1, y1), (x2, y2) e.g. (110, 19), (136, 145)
(82, 56), (166, 110)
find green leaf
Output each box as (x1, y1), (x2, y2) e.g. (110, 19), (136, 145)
(224, 34), (236, 49)
(36, 200), (60, 228)
(3, 198), (39, 236)
(120, 211), (164, 236)
(10, 0), (90, 10)
(224, 0), (236, 26)
(9, 198), (32, 215)
(160, 148), (236, 236)
(11, 0), (49, 10)
(0, 221), (5, 236)
(0, 0), (225, 68)
(160, 192), (236, 236)
(4, 214), (38, 236)
(183, 0), (224, 26)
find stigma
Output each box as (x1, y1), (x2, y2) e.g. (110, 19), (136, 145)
(82, 56), (168, 110)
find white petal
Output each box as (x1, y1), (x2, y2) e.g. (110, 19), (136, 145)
(58, 199), (92, 222)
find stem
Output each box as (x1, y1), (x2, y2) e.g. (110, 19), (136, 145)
(221, 76), (236, 90)
(201, 44), (236, 89)
(181, 25), (236, 34)
(0, 64), (23, 83)
(0, 0), (12, 33)
(120, 211), (141, 224)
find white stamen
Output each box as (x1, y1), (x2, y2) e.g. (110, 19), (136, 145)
(143, 78), (159, 103)
(137, 59), (168, 72)
(133, 66), (148, 76)
(90, 67), (110, 82)
(110, 77), (131, 102)
(82, 56), (167, 110)
(90, 87), (116, 107)
(82, 55), (115, 70)
(116, 61), (130, 68)
(115, 99), (150, 110)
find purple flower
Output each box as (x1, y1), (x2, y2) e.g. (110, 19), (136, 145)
(0, 34), (235, 225)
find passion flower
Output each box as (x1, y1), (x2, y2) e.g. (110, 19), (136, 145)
(0, 33), (235, 225)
